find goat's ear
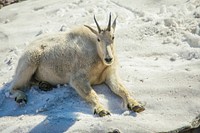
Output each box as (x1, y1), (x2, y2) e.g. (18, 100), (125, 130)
(84, 25), (98, 35)
(112, 16), (118, 32)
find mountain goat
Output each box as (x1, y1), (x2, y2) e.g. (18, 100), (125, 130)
(9, 14), (145, 117)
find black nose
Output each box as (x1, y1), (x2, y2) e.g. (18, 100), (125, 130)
(105, 58), (112, 63)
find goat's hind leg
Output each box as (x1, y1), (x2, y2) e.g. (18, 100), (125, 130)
(9, 61), (37, 104)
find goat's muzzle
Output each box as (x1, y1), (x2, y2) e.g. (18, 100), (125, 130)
(105, 58), (113, 64)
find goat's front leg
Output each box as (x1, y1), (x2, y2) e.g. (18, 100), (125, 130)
(105, 73), (145, 113)
(70, 75), (110, 117)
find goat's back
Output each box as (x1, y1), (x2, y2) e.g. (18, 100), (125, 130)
(25, 26), (100, 84)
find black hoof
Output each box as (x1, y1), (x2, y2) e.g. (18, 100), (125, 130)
(127, 103), (145, 113)
(15, 97), (27, 104)
(94, 109), (111, 117)
(39, 81), (53, 91)
(108, 129), (121, 133)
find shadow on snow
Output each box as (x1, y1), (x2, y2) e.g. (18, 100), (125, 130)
(0, 82), (136, 132)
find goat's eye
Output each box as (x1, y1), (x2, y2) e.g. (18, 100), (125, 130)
(97, 38), (101, 42)
(112, 36), (115, 40)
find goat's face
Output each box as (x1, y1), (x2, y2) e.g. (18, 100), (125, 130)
(85, 13), (117, 66)
(96, 29), (115, 65)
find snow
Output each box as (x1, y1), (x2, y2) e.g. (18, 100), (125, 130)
(0, 0), (200, 132)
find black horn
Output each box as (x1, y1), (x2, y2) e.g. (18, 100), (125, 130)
(94, 15), (101, 33)
(107, 13), (111, 31)
(112, 15), (118, 31)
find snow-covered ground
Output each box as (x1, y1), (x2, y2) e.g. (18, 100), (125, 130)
(0, 0), (200, 132)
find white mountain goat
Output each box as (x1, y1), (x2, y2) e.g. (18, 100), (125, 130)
(9, 14), (145, 117)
